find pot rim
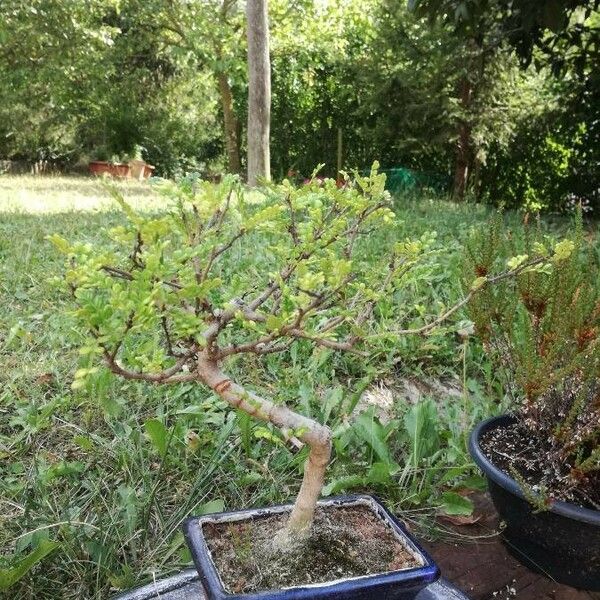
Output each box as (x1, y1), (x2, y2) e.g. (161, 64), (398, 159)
(469, 413), (600, 525)
(183, 494), (439, 599)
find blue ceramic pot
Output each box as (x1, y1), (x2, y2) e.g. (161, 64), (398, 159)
(183, 494), (440, 600)
(469, 414), (600, 590)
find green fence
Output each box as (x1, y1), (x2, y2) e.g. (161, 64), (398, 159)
(378, 167), (451, 194)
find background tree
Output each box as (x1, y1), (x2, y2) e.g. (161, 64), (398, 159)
(246, 0), (271, 185)
(145, 0), (247, 174)
(408, 0), (600, 202)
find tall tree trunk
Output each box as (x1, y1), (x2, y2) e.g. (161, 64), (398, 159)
(246, 0), (271, 186)
(453, 77), (473, 201)
(216, 72), (241, 175)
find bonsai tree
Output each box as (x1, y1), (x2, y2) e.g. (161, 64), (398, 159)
(50, 167), (544, 545)
(50, 166), (409, 539)
(464, 214), (600, 509)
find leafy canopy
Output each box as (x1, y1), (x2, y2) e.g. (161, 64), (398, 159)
(50, 166), (430, 384)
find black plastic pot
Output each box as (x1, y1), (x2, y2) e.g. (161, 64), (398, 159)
(183, 494), (440, 600)
(469, 414), (600, 590)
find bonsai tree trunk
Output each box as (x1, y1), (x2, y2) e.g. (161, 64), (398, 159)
(197, 353), (331, 535)
(246, 0), (271, 186)
(216, 72), (242, 175)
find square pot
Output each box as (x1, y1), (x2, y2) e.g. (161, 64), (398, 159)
(183, 495), (440, 600)
(109, 163), (131, 178)
(89, 160), (111, 176)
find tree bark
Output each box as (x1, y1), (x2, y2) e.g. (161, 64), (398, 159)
(336, 127), (343, 183)
(216, 72), (241, 175)
(452, 76), (473, 201)
(246, 0), (271, 186)
(197, 352), (331, 535)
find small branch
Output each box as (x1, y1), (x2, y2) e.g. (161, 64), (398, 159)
(131, 231), (144, 269)
(388, 256), (547, 336)
(318, 315), (346, 333)
(103, 349), (197, 384)
(200, 228), (246, 282)
(218, 331), (281, 358)
(100, 265), (183, 291)
(101, 265), (133, 281)
(344, 201), (388, 258)
(248, 263), (298, 311)
(284, 193), (299, 245)
(161, 315), (175, 356)
(287, 328), (365, 355)
(110, 312), (135, 362)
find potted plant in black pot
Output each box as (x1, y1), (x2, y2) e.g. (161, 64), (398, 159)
(464, 215), (600, 590)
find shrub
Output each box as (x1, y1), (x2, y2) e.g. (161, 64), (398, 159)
(50, 165), (438, 542)
(464, 213), (600, 508)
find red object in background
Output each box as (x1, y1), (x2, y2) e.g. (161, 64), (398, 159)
(89, 160), (155, 179)
(88, 161), (132, 178)
(110, 163), (131, 178)
(88, 161), (111, 176)
(142, 164), (155, 179)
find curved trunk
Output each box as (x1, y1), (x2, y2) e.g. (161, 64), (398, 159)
(197, 353), (331, 534)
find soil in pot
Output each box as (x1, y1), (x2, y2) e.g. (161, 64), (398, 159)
(480, 420), (600, 510)
(203, 504), (421, 594)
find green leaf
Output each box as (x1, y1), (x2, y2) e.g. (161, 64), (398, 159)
(0, 539), (60, 591)
(236, 410), (254, 457)
(404, 400), (439, 466)
(144, 418), (168, 456)
(368, 461), (400, 484)
(254, 426), (284, 445)
(470, 276), (486, 291)
(46, 234), (70, 253)
(198, 499), (225, 515)
(322, 474), (365, 496)
(265, 315), (284, 332)
(440, 492), (474, 516)
(117, 485), (138, 535)
(353, 409), (392, 463)
(552, 239), (575, 262)
(506, 254), (528, 270)
(73, 435), (94, 451)
(461, 475), (488, 491)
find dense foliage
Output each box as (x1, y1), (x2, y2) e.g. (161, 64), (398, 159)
(465, 213), (600, 507)
(1, 0), (598, 209)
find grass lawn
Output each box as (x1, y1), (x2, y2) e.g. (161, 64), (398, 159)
(0, 175), (166, 213)
(0, 175), (579, 598)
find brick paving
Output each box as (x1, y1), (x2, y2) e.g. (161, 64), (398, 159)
(423, 493), (599, 600)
